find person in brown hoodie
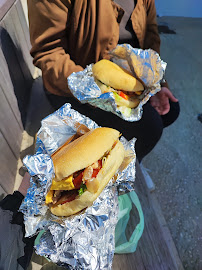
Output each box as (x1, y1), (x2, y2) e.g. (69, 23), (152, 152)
(27, 0), (180, 161)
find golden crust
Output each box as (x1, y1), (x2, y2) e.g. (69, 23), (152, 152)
(92, 59), (144, 92)
(52, 127), (120, 181)
(50, 140), (125, 216)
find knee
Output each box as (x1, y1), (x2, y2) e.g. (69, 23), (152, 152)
(135, 114), (164, 161)
(162, 101), (180, 127)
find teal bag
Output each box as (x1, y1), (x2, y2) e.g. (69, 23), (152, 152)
(115, 190), (144, 254)
(35, 191), (144, 256)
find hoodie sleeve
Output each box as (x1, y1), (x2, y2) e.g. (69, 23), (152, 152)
(143, 0), (161, 54)
(27, 0), (83, 96)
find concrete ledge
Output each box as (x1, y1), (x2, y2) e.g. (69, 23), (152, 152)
(14, 76), (54, 192)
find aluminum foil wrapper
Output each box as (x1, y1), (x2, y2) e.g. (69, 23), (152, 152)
(20, 103), (136, 269)
(68, 44), (167, 122)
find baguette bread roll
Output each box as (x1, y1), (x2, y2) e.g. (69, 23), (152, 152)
(52, 127), (120, 182)
(92, 59), (144, 92)
(50, 139), (125, 216)
(46, 127), (125, 216)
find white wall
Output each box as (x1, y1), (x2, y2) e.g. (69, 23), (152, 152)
(20, 0), (29, 25)
(155, 0), (202, 18)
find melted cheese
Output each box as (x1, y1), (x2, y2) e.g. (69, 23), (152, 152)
(45, 190), (54, 204)
(50, 175), (74, 191)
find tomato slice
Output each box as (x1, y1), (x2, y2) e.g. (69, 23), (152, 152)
(91, 159), (102, 178)
(98, 159), (102, 168)
(92, 168), (100, 178)
(119, 91), (128, 100)
(73, 172), (83, 189)
(73, 160), (102, 188)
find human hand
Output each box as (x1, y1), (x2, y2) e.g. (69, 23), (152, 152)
(18, 172), (31, 197)
(150, 87), (178, 115)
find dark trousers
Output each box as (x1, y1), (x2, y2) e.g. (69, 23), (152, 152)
(0, 192), (36, 269)
(45, 92), (180, 161)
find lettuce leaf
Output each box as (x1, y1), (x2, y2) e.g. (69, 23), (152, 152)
(78, 183), (87, 196)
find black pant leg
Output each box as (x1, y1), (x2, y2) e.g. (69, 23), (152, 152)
(0, 192), (36, 270)
(45, 92), (164, 161)
(161, 101), (180, 128)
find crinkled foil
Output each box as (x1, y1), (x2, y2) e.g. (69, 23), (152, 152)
(20, 103), (136, 269)
(68, 44), (167, 122)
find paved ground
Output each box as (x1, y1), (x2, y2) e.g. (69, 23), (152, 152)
(142, 17), (202, 270)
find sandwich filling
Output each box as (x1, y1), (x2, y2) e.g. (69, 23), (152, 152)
(46, 141), (118, 207)
(95, 79), (141, 117)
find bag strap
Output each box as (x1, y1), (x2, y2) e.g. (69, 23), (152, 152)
(115, 190), (144, 254)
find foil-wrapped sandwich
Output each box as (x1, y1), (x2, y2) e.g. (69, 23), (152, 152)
(67, 44), (167, 121)
(20, 104), (137, 269)
(46, 127), (125, 217)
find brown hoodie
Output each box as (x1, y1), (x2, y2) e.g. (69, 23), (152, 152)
(27, 0), (161, 96)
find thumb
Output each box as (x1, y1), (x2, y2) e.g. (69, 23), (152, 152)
(163, 87), (178, 102)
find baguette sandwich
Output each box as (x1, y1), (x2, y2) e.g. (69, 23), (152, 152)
(45, 127), (125, 217)
(92, 59), (144, 116)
